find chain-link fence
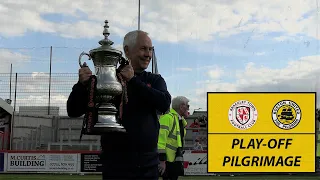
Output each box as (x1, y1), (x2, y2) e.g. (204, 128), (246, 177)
(0, 72), (87, 151)
(0, 73), (78, 116)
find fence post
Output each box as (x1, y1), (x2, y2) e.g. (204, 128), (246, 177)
(14, 73), (17, 112)
(9, 73), (18, 150)
(52, 116), (59, 142)
(9, 63), (12, 100)
(48, 46), (52, 115)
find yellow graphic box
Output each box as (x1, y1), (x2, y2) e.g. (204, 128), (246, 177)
(207, 92), (316, 173)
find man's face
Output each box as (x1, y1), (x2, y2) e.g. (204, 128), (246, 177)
(180, 102), (190, 118)
(125, 33), (153, 72)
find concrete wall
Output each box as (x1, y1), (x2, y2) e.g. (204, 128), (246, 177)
(11, 114), (101, 150)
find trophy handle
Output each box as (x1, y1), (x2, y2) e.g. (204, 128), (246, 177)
(119, 56), (129, 67)
(79, 52), (92, 68)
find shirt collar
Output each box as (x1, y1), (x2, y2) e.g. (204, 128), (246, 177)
(134, 70), (146, 76)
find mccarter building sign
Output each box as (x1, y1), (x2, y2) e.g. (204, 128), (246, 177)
(207, 92), (316, 173)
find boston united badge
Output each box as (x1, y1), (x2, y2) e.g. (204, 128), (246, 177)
(271, 100), (301, 130)
(228, 100), (258, 130)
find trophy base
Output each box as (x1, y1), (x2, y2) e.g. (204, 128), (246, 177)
(90, 107), (126, 134)
(90, 123), (126, 134)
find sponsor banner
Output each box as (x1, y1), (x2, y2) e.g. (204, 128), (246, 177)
(80, 153), (102, 172)
(184, 153), (208, 175)
(0, 153), (3, 172)
(78, 152), (210, 175)
(7, 153), (78, 172)
(207, 92), (316, 173)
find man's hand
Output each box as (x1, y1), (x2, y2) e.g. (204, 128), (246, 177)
(79, 62), (92, 85)
(158, 161), (166, 175)
(120, 63), (134, 81)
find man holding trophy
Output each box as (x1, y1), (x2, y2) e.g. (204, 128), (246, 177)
(67, 20), (171, 179)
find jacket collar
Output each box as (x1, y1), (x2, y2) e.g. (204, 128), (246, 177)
(170, 108), (188, 127)
(170, 108), (183, 120)
(170, 108), (179, 116)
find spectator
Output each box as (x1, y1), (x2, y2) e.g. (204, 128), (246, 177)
(193, 138), (203, 151)
(199, 115), (207, 128)
(189, 119), (200, 144)
(198, 116), (207, 145)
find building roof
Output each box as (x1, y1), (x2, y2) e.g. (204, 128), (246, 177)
(0, 98), (13, 115)
(186, 110), (207, 120)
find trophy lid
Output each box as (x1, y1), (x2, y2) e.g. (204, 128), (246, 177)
(89, 20), (123, 56)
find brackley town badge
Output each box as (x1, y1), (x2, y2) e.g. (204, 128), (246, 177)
(271, 100), (301, 130)
(228, 100), (258, 130)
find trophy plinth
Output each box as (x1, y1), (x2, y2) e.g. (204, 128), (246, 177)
(79, 20), (126, 135)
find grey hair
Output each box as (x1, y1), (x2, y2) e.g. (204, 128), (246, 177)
(172, 96), (189, 111)
(123, 30), (149, 56)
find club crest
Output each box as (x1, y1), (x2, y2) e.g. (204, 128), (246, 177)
(271, 100), (301, 130)
(228, 100), (258, 130)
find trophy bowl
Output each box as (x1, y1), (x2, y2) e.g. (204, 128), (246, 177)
(78, 20), (126, 135)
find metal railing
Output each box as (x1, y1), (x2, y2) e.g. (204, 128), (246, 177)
(8, 125), (208, 151)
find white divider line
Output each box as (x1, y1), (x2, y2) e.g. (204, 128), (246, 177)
(4, 152), (7, 172)
(77, 153), (81, 173)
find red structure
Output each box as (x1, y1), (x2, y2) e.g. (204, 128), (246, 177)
(0, 98), (13, 150)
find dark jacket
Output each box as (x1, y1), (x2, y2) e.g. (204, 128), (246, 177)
(67, 71), (171, 167)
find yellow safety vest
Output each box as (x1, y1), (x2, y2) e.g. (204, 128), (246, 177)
(158, 109), (187, 162)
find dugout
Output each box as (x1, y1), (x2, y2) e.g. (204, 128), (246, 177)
(0, 98), (13, 150)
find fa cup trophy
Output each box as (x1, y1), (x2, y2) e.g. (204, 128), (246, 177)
(78, 20), (127, 138)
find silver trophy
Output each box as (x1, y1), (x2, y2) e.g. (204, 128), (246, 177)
(78, 20), (126, 134)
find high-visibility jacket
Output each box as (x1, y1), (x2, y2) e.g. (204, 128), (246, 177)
(158, 108), (187, 162)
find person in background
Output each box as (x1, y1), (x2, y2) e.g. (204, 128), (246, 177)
(198, 115), (207, 145)
(67, 30), (171, 180)
(158, 96), (189, 180)
(193, 138), (203, 151)
(189, 119), (200, 144)
(199, 115), (207, 128)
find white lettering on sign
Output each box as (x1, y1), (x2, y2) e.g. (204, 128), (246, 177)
(7, 153), (78, 172)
